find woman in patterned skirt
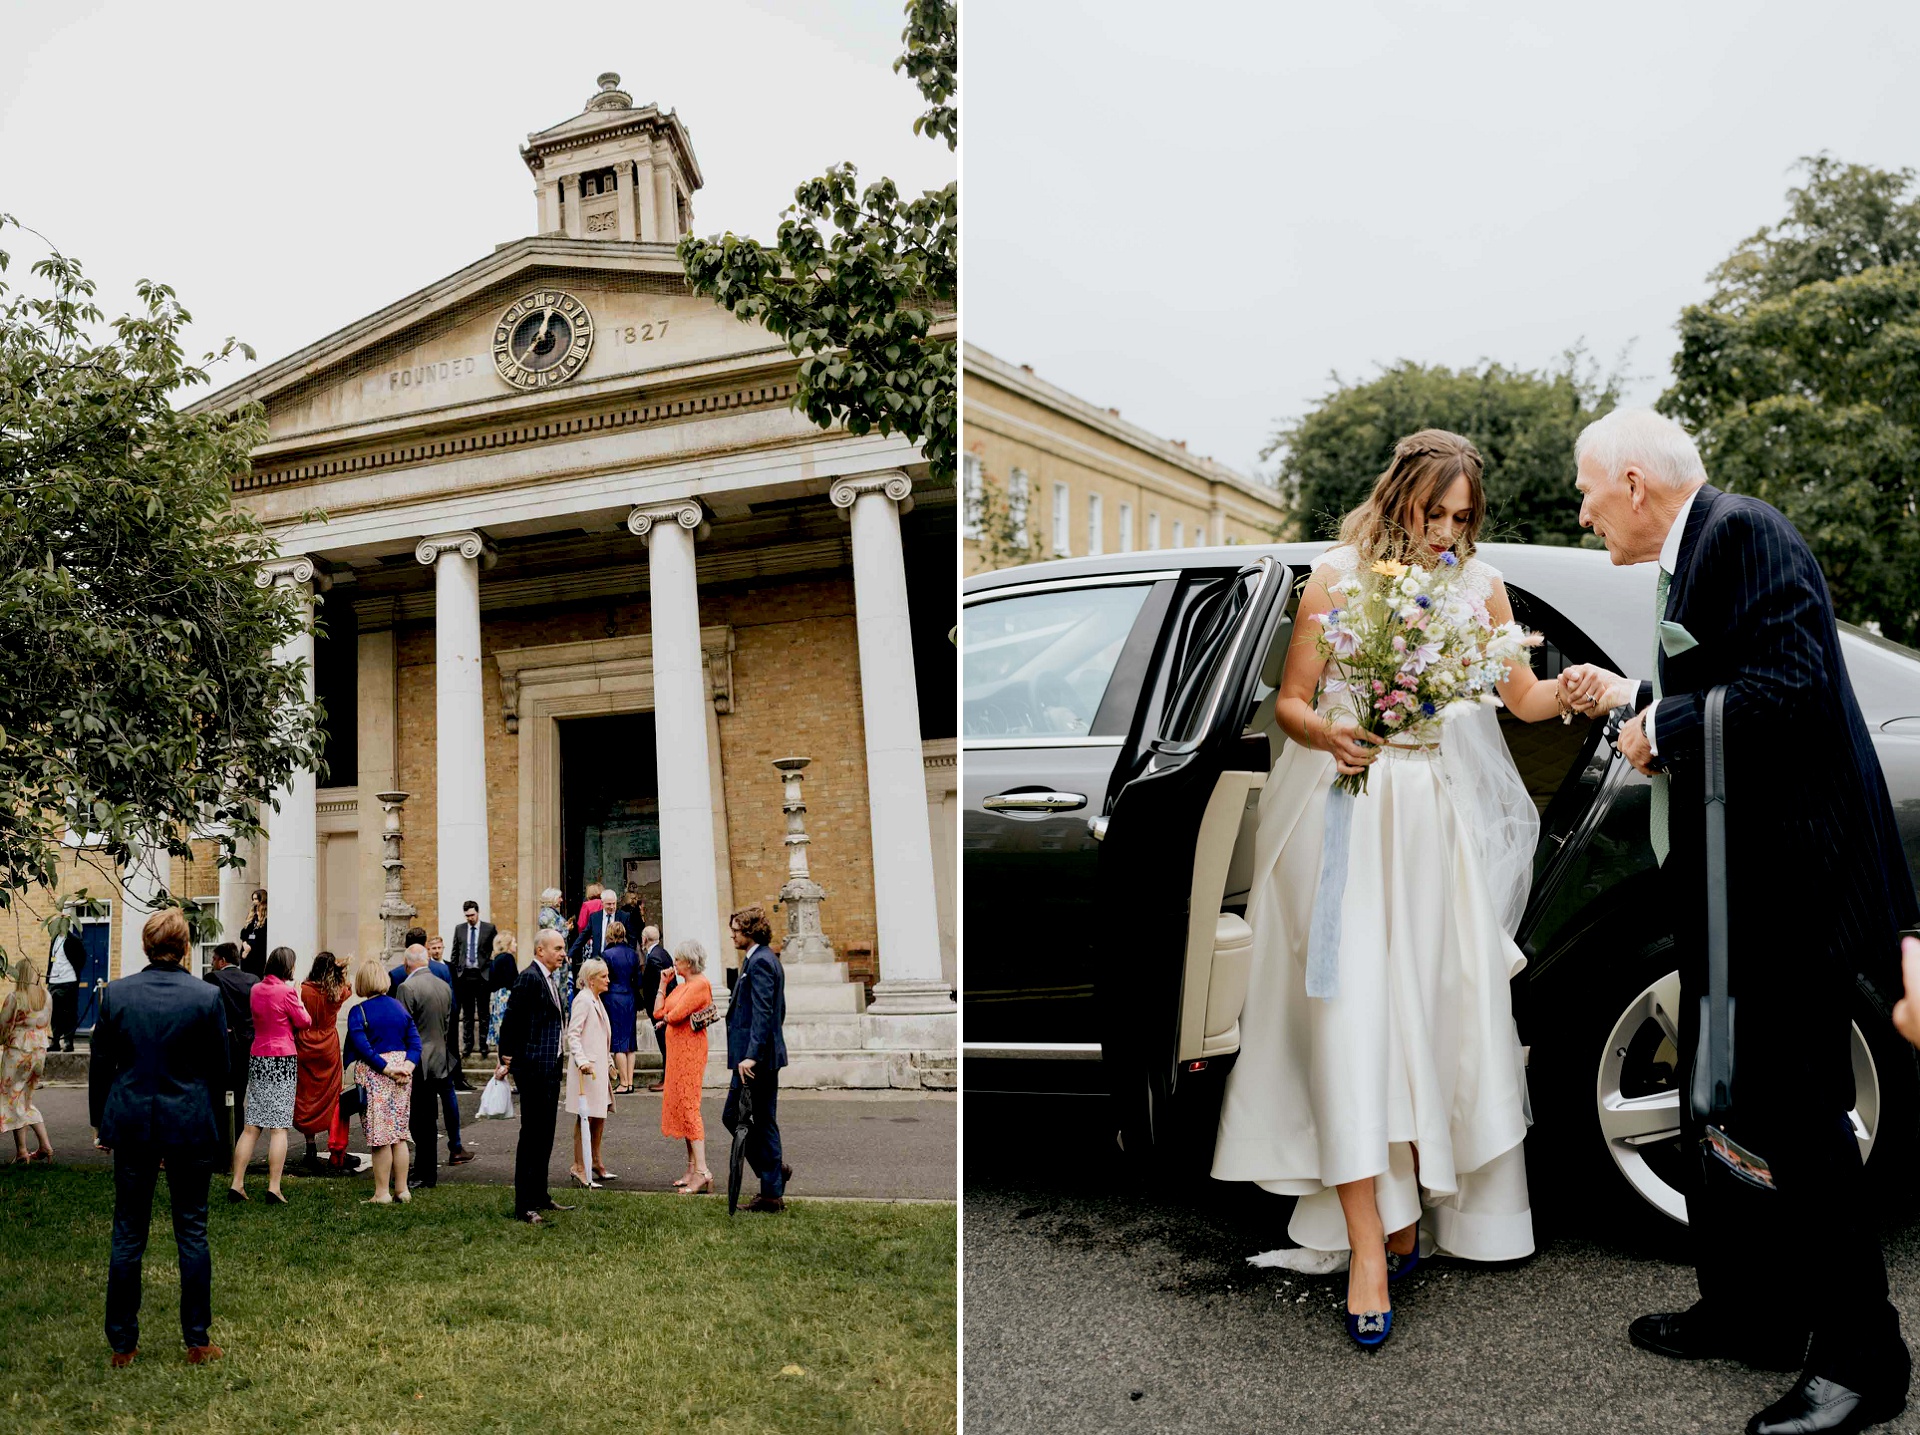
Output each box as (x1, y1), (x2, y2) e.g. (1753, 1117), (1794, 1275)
(229, 947), (312, 1205)
(344, 961), (420, 1204)
(655, 938), (714, 1194)
(1, 957), (54, 1163)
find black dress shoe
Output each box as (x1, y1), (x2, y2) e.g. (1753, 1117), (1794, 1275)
(1748, 1375), (1905, 1434)
(1630, 1311), (1806, 1371)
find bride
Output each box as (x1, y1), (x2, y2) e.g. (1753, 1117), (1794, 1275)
(1212, 429), (1573, 1349)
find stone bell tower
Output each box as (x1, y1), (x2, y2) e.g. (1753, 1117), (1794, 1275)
(520, 73), (704, 244)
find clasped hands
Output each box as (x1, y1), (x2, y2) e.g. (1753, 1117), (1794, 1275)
(1558, 664), (1660, 776)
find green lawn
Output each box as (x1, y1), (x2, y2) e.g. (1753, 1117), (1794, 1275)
(0, 1167), (955, 1435)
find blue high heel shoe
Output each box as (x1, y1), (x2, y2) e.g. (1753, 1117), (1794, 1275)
(1385, 1246), (1422, 1284)
(1346, 1309), (1393, 1349)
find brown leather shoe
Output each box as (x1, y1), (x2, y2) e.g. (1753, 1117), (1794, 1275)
(448, 1149), (476, 1166)
(186, 1344), (223, 1365)
(745, 1194), (787, 1213)
(647, 1080), (665, 1092)
(109, 1349), (138, 1369)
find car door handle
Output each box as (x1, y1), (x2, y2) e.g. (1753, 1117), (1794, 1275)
(982, 790), (1087, 812)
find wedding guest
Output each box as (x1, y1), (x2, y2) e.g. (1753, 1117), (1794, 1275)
(487, 931), (520, 1052)
(237, 889), (268, 977)
(90, 908), (227, 1366)
(537, 888), (570, 937)
(601, 923), (641, 1095)
(425, 933), (475, 1094)
(2, 957), (54, 1163)
(495, 929), (571, 1224)
(616, 884), (645, 939)
(392, 929), (470, 1149)
(202, 943), (256, 1153)
(655, 938), (714, 1194)
(566, 957), (615, 1187)
(47, 912), (84, 1052)
(575, 882), (603, 935)
(293, 952), (351, 1172)
(344, 961), (419, 1204)
(725, 906), (789, 1212)
(447, 899), (496, 1058)
(227, 947), (310, 1206)
(637, 925), (673, 1092)
(397, 944), (455, 1191)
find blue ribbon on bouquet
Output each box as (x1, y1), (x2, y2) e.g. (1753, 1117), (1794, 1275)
(1305, 786), (1355, 999)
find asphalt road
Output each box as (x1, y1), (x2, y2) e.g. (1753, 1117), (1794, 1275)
(31, 1083), (955, 1203)
(964, 1093), (1920, 1435)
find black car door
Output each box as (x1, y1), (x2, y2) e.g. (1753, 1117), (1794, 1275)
(961, 572), (1177, 1058)
(1094, 555), (1291, 1162)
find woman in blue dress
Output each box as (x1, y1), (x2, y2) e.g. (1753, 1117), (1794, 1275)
(600, 922), (642, 1095)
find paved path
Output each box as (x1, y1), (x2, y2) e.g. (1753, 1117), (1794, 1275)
(33, 1084), (955, 1203)
(964, 1093), (1920, 1435)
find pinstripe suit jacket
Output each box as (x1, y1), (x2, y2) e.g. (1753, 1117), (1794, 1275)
(1633, 486), (1920, 1111)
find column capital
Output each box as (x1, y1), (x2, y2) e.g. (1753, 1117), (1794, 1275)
(626, 499), (709, 544)
(414, 530), (497, 567)
(829, 470), (914, 518)
(255, 555), (331, 593)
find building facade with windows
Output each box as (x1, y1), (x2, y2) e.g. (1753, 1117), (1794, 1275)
(961, 344), (1290, 574)
(4, 74), (957, 1088)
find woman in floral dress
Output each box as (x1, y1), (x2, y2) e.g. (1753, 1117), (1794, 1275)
(2, 957), (54, 1162)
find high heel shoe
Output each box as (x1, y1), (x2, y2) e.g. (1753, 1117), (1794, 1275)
(226, 1187), (248, 1204)
(569, 1171), (603, 1190)
(264, 1190), (288, 1206)
(1386, 1246), (1421, 1284)
(1346, 1309), (1393, 1349)
(679, 1172), (713, 1195)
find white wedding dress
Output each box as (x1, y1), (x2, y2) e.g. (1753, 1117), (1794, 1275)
(1211, 545), (1539, 1263)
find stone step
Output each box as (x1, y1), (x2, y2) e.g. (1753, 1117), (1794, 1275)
(785, 983), (867, 1015)
(783, 962), (855, 985)
(782, 1016), (868, 1050)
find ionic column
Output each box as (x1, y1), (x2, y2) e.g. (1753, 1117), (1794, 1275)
(829, 472), (952, 1013)
(628, 501), (725, 1014)
(415, 531), (494, 936)
(117, 838), (163, 974)
(255, 556), (326, 966)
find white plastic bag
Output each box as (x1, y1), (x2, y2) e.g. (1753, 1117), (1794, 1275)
(477, 1074), (515, 1120)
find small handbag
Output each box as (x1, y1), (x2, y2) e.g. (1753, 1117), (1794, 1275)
(689, 1002), (720, 1033)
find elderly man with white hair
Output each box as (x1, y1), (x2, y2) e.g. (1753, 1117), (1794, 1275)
(1562, 407), (1919, 1435)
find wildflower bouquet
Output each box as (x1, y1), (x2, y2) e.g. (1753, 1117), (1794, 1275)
(1312, 552), (1536, 796)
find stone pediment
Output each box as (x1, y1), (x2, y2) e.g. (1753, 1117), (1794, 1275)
(195, 238), (784, 450)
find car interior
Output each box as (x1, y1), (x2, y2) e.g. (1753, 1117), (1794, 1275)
(1168, 570), (1621, 1071)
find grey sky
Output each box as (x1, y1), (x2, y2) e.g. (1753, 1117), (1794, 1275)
(962, 0), (1920, 478)
(1, 0), (950, 388)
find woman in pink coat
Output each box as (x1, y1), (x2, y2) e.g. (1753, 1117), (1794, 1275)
(229, 947), (312, 1205)
(566, 958), (615, 1188)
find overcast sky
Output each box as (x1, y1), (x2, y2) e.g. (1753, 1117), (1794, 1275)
(1, 0), (950, 390)
(962, 0), (1920, 477)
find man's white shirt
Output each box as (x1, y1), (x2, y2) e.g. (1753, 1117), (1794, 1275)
(1641, 485), (1704, 758)
(48, 934), (77, 986)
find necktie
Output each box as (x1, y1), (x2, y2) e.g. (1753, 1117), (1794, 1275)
(1649, 567), (1671, 866)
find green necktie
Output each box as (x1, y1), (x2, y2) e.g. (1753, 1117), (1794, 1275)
(1649, 567), (1671, 865)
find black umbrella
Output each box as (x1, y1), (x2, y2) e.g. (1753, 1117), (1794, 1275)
(726, 1080), (756, 1216)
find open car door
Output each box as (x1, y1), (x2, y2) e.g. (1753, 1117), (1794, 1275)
(1094, 555), (1292, 1168)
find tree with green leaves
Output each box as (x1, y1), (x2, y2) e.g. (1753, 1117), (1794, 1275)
(678, 0), (956, 479)
(1660, 155), (1920, 644)
(0, 216), (324, 962)
(1269, 355), (1620, 547)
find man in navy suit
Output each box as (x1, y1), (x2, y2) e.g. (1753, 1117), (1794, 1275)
(637, 924), (674, 1090)
(567, 895), (615, 979)
(88, 908), (228, 1367)
(723, 905), (790, 1212)
(494, 929), (572, 1224)
(1566, 408), (1919, 1435)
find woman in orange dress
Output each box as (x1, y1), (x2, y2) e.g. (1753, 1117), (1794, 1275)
(293, 952), (350, 1169)
(654, 938), (714, 1194)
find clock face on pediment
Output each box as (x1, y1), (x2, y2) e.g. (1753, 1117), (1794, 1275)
(492, 289), (595, 390)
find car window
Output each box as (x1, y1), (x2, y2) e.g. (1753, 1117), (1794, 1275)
(1161, 567), (1261, 746)
(1839, 623), (1920, 724)
(963, 584), (1152, 739)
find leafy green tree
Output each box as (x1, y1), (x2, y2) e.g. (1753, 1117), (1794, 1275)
(0, 216), (324, 961)
(1660, 156), (1920, 644)
(678, 0), (956, 479)
(968, 471), (1045, 571)
(1268, 355), (1620, 547)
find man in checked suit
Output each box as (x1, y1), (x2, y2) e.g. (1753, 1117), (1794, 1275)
(723, 904), (790, 1212)
(1564, 408), (1919, 1435)
(493, 928), (573, 1225)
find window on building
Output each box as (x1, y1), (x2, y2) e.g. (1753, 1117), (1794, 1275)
(1008, 469), (1030, 548)
(962, 454), (984, 538)
(1172, 519), (1184, 548)
(1118, 502), (1133, 552)
(1052, 483), (1071, 556)
(1147, 511), (1161, 549)
(1192, 526), (1205, 548)
(1087, 492), (1103, 556)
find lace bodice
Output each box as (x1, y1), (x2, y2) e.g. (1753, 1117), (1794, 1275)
(1316, 544), (1501, 605)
